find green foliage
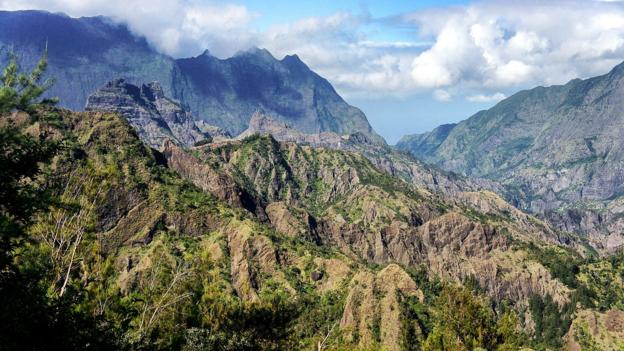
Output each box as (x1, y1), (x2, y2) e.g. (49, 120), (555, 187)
(0, 54), (59, 269)
(421, 285), (523, 351)
(523, 242), (624, 311)
(0, 53), (121, 350)
(573, 321), (601, 351)
(528, 293), (573, 349)
(525, 242), (582, 288)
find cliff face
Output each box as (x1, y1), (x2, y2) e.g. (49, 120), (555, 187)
(397, 62), (624, 247)
(174, 49), (385, 143)
(85, 79), (209, 149)
(0, 10), (384, 143)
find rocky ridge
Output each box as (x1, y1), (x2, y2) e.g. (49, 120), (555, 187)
(397, 61), (624, 249)
(0, 10), (383, 143)
(85, 79), (212, 149)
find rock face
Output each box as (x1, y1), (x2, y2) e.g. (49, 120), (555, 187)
(174, 49), (385, 143)
(340, 264), (423, 351)
(19, 106), (616, 350)
(397, 61), (624, 245)
(85, 79), (209, 148)
(0, 10), (384, 143)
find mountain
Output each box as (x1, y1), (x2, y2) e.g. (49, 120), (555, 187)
(17, 105), (597, 350)
(397, 62), (624, 247)
(174, 49), (383, 141)
(5, 47), (624, 350)
(85, 79), (211, 149)
(0, 10), (383, 143)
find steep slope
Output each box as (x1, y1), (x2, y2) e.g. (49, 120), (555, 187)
(239, 111), (504, 197)
(0, 10), (176, 109)
(85, 79), (211, 148)
(173, 49), (383, 141)
(11, 100), (623, 350)
(0, 10), (383, 143)
(397, 62), (624, 246)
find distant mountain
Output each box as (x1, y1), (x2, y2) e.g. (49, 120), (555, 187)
(174, 49), (382, 141)
(85, 79), (213, 149)
(0, 10), (383, 143)
(397, 61), (624, 246)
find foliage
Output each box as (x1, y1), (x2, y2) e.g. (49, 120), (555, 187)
(528, 293), (573, 349)
(421, 285), (523, 351)
(0, 53), (58, 268)
(0, 53), (121, 350)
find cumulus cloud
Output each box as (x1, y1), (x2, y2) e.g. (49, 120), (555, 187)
(0, 0), (257, 57)
(466, 92), (506, 102)
(2, 0), (624, 100)
(405, 0), (624, 92)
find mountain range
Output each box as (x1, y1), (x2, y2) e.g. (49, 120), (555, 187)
(0, 10), (383, 143)
(2, 8), (624, 351)
(397, 61), (624, 250)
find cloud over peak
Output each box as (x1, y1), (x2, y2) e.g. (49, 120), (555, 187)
(2, 0), (624, 101)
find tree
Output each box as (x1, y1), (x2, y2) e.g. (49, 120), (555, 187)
(0, 52), (57, 269)
(422, 285), (522, 351)
(0, 53), (120, 351)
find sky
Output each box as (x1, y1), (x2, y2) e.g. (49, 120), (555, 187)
(2, 0), (624, 143)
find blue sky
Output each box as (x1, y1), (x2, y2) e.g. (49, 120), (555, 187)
(237, 0), (491, 142)
(3, 0), (624, 143)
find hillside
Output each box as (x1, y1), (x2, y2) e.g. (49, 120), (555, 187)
(397, 61), (624, 248)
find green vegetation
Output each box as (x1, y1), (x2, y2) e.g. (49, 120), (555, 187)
(0, 54), (121, 350)
(421, 285), (522, 351)
(528, 294), (573, 349)
(2, 56), (622, 351)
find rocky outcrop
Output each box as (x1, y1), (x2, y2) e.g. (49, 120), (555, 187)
(85, 79), (210, 149)
(237, 111), (350, 149)
(341, 264), (423, 351)
(1, 10), (384, 143)
(237, 112), (504, 201)
(161, 140), (266, 219)
(566, 309), (624, 351)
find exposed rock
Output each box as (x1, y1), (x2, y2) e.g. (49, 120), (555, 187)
(312, 257), (351, 293)
(85, 79), (210, 149)
(1, 10), (384, 143)
(162, 140), (267, 219)
(397, 61), (624, 243)
(194, 120), (231, 141)
(310, 271), (323, 281)
(340, 264), (423, 351)
(566, 308), (624, 351)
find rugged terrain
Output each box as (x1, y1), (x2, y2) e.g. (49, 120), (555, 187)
(85, 79), (214, 149)
(397, 61), (624, 249)
(2, 9), (624, 350)
(0, 10), (382, 142)
(15, 103), (617, 350)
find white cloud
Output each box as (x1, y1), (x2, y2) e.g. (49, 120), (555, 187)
(2, 0), (624, 100)
(433, 89), (452, 102)
(0, 0), (257, 57)
(467, 92), (506, 102)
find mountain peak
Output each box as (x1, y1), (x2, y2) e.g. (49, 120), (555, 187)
(199, 49), (212, 57)
(235, 47), (276, 61)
